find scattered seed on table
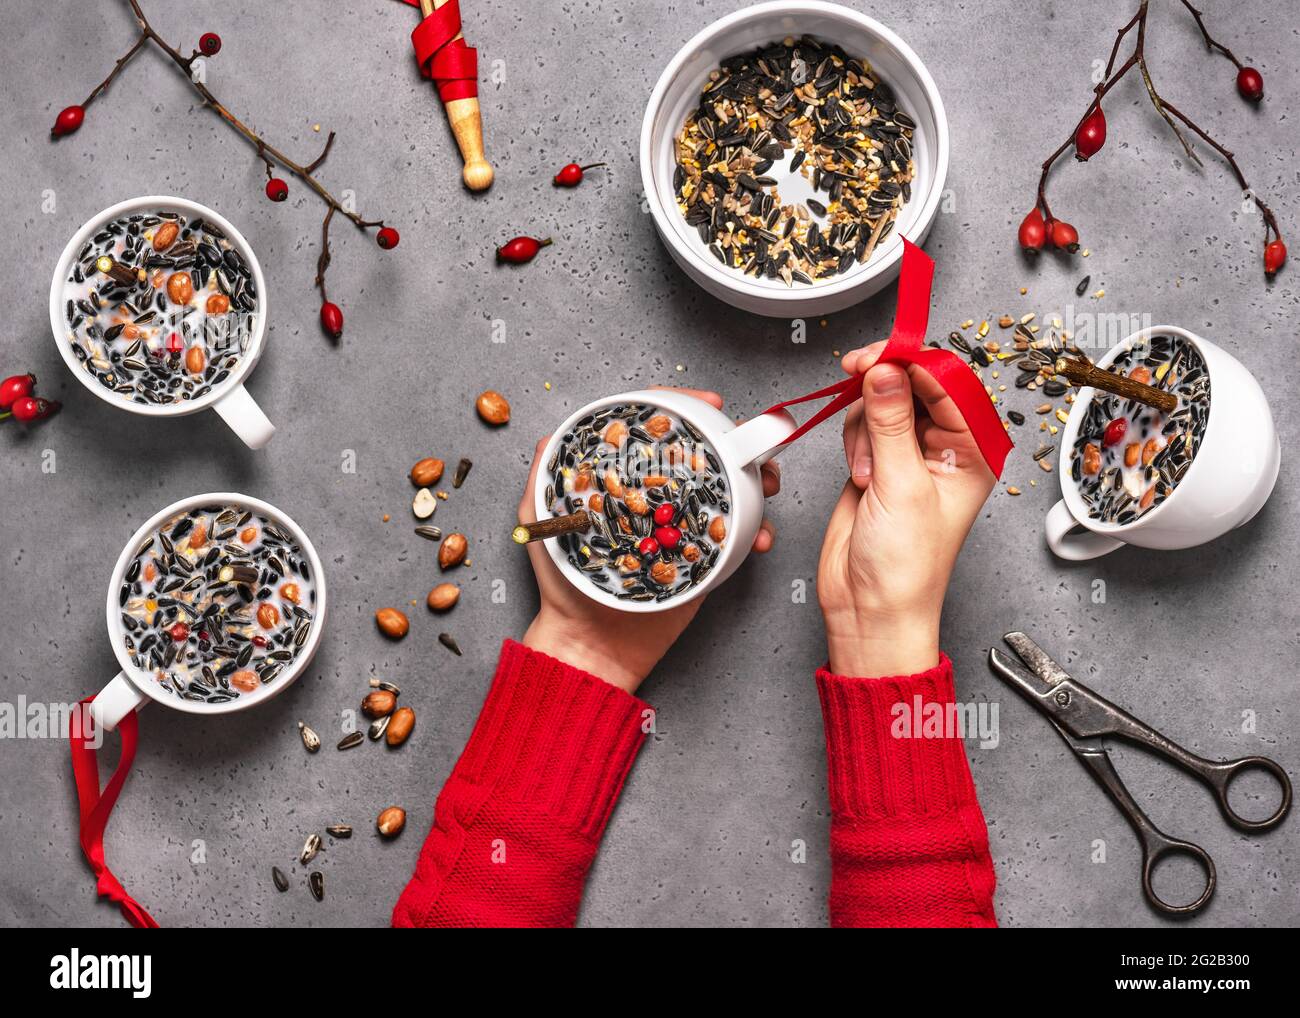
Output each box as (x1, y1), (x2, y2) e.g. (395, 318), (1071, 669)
(326, 825), (352, 838)
(439, 632), (462, 656)
(298, 721), (320, 753)
(271, 866), (289, 892)
(300, 833), (322, 865)
(453, 458), (472, 488)
(309, 871), (324, 901)
(1007, 410), (1025, 425)
(1075, 275), (1091, 296)
(414, 525), (443, 541)
(337, 731), (364, 751)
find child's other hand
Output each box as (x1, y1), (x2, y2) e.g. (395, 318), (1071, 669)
(817, 343), (995, 676)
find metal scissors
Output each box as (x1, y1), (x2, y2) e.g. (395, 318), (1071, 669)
(988, 632), (1292, 917)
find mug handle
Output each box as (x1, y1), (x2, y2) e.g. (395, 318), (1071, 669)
(90, 671), (147, 733)
(1045, 499), (1124, 561)
(213, 383), (275, 449)
(716, 409), (798, 467)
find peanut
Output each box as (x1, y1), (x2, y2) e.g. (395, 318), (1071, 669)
(601, 420), (628, 447)
(152, 221), (179, 251)
(185, 346), (205, 374)
(1142, 438), (1160, 466)
(239, 525), (258, 544)
(205, 293), (231, 315)
(624, 491), (649, 515)
(375, 607), (409, 639)
(602, 469), (624, 498)
(645, 414), (672, 438)
(476, 390), (510, 425)
(1129, 365), (1152, 385)
(650, 561), (677, 585)
(166, 271), (194, 305)
(386, 706), (415, 747)
(410, 457), (444, 487)
(1124, 442), (1140, 467)
(280, 582), (300, 604)
(438, 533), (468, 570)
(362, 689), (397, 718)
(587, 493), (605, 513)
(257, 603), (281, 629)
(426, 583), (460, 612)
(1082, 443), (1101, 475)
(708, 515), (727, 543)
(616, 554), (640, 573)
(188, 521), (207, 550)
(231, 670), (259, 692)
(681, 543), (701, 563)
(377, 806), (406, 838)
(1140, 485), (1156, 509)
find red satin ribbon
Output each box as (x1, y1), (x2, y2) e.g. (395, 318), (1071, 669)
(69, 698), (159, 928)
(763, 239), (1013, 478)
(399, 0), (478, 102)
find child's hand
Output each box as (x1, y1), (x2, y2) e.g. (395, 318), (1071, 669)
(817, 343), (995, 677)
(520, 388), (780, 693)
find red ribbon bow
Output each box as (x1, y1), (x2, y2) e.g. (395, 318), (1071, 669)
(69, 698), (159, 928)
(400, 0), (478, 102)
(763, 239), (1013, 478)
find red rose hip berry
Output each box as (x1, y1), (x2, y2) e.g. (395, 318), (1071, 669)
(0, 373), (36, 411)
(653, 525), (682, 550)
(265, 177), (289, 202)
(1103, 417), (1128, 447)
(638, 537), (660, 557)
(553, 162), (606, 187)
(1018, 208), (1046, 253)
(1236, 66), (1264, 102)
(52, 105), (85, 137)
(1264, 239), (1287, 276)
(1050, 219), (1080, 253)
(1074, 106), (1107, 161)
(653, 503), (676, 526)
(168, 622), (191, 643)
(8, 396), (61, 423)
(320, 301), (344, 338)
(376, 226), (400, 249)
(496, 236), (552, 264)
(199, 32), (222, 55)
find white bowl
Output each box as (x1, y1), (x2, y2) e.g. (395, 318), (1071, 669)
(639, 0), (949, 318)
(50, 195), (275, 448)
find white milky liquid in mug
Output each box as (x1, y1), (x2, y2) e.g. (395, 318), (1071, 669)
(546, 402), (731, 602)
(118, 504), (316, 703)
(61, 209), (257, 406)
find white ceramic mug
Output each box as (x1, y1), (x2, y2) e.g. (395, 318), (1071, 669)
(535, 389), (797, 612)
(50, 196), (275, 449)
(1047, 326), (1280, 560)
(93, 493), (327, 731)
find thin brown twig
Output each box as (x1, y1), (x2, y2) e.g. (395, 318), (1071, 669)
(1180, 0), (1243, 69)
(73, 0), (388, 305)
(315, 206), (336, 302)
(1034, 0), (1282, 253)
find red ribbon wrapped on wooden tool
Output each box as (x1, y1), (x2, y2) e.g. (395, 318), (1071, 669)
(762, 239), (1013, 478)
(401, 0), (477, 102)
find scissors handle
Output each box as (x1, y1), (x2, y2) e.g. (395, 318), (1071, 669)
(1191, 755), (1292, 832)
(1059, 682), (1294, 833)
(1073, 744), (1216, 917)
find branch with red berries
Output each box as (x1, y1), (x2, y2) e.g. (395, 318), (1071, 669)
(1018, 0), (1285, 279)
(52, 0), (400, 338)
(0, 374), (59, 426)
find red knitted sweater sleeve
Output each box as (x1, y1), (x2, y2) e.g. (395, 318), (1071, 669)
(815, 654), (998, 927)
(392, 639), (649, 928)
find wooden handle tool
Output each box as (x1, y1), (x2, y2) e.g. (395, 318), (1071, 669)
(419, 0), (493, 191)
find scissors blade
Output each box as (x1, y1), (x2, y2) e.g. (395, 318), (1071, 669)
(1003, 632), (1072, 688)
(988, 646), (1055, 703)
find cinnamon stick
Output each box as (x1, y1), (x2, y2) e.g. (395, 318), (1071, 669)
(95, 255), (142, 287)
(512, 510), (591, 545)
(1056, 357), (1177, 413)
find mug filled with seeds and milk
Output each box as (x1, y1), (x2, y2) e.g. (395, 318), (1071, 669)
(49, 196), (275, 448)
(1047, 327), (1279, 560)
(91, 492), (327, 731)
(533, 390), (797, 611)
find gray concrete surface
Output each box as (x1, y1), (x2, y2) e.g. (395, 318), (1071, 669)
(1, 0), (1297, 928)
